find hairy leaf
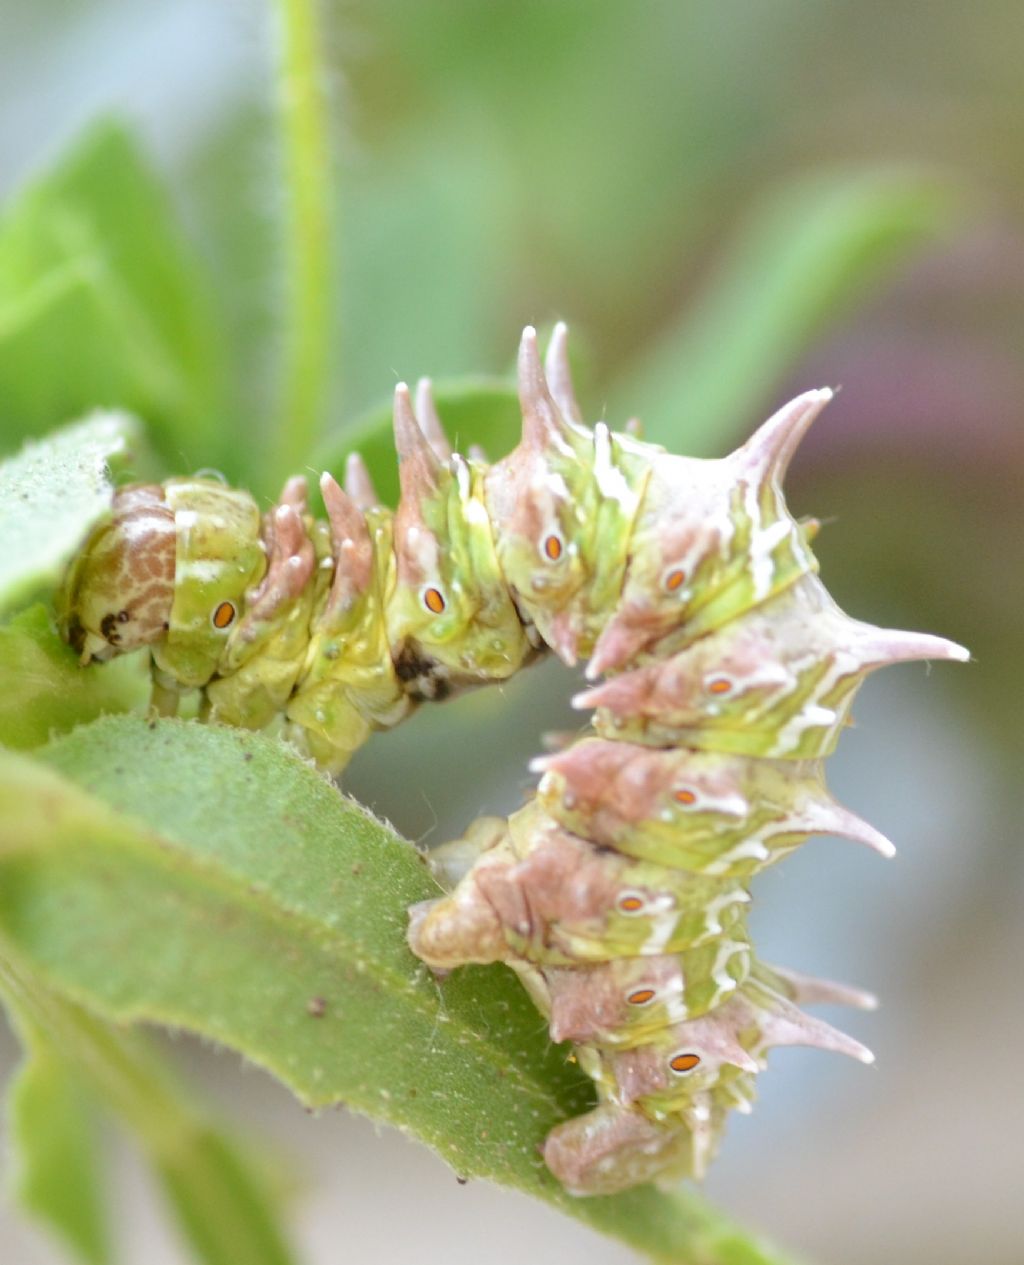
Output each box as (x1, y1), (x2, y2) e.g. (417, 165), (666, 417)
(0, 412), (144, 617)
(0, 121), (228, 470)
(0, 720), (792, 1265)
(0, 607), (148, 750)
(614, 168), (963, 450)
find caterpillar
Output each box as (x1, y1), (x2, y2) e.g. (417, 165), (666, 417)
(57, 324), (968, 1196)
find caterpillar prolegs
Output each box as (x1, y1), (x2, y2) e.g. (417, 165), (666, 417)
(57, 325), (968, 1195)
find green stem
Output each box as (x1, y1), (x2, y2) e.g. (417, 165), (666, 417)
(271, 0), (334, 481)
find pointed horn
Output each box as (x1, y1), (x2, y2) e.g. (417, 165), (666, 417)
(279, 475), (309, 514)
(737, 388), (833, 487)
(767, 963), (878, 1011)
(853, 624), (971, 669)
(795, 795), (897, 859)
(320, 472), (372, 605)
(758, 997), (875, 1064)
(573, 681), (610, 711)
(572, 665), (652, 713)
(394, 382), (442, 497)
(344, 452), (380, 511)
(544, 321), (583, 424)
(320, 471), (355, 531)
(321, 472), (368, 554)
(586, 622), (650, 680)
(415, 378), (452, 460)
(247, 501), (316, 618)
(518, 326), (568, 448)
(719, 1037), (761, 1075)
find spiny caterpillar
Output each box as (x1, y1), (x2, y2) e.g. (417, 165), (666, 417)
(57, 325), (968, 1195)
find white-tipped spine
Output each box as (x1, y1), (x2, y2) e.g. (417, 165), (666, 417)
(415, 378), (452, 460)
(544, 321), (583, 424)
(343, 452), (380, 511)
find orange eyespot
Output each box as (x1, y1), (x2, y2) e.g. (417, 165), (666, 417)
(665, 568), (686, 592)
(707, 676), (733, 695)
(674, 788), (697, 806)
(627, 988), (656, 1006)
(212, 601), (236, 630)
(669, 1052), (701, 1075)
(543, 534), (563, 561)
(423, 587), (446, 615)
(617, 893), (645, 914)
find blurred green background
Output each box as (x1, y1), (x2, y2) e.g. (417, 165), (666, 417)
(1, 1), (1021, 1263)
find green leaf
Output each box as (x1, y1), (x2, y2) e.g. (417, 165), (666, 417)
(313, 377), (519, 505)
(5, 1006), (110, 1265)
(0, 121), (229, 471)
(0, 606), (148, 750)
(0, 719), (791, 1265)
(0, 411), (145, 617)
(0, 955), (297, 1265)
(153, 1126), (297, 1265)
(612, 168), (963, 452)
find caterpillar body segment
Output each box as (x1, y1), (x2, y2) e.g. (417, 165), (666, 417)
(58, 324), (968, 1195)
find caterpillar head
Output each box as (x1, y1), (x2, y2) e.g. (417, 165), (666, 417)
(57, 484), (176, 664)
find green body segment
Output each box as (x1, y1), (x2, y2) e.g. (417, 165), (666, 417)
(386, 446), (534, 683)
(285, 509), (410, 767)
(152, 479), (266, 689)
(57, 325), (968, 1196)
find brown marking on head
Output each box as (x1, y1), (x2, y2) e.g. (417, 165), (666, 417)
(58, 484), (177, 661)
